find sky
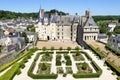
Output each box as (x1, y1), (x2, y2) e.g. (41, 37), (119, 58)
(0, 0), (120, 15)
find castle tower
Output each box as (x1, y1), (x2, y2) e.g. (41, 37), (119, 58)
(38, 7), (44, 22)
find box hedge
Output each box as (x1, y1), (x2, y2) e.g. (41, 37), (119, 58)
(0, 63), (20, 80)
(28, 52), (58, 79)
(105, 59), (120, 76)
(73, 60), (102, 78)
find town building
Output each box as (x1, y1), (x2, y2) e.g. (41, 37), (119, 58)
(108, 34), (120, 50)
(108, 22), (117, 32)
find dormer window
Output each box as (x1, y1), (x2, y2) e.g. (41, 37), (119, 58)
(89, 23), (92, 26)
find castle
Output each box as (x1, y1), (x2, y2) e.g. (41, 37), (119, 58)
(35, 9), (99, 44)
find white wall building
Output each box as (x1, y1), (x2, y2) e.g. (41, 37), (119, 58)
(108, 23), (116, 32)
(35, 9), (99, 43)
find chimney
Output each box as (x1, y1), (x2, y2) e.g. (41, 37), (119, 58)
(85, 10), (92, 17)
(41, 9), (44, 18)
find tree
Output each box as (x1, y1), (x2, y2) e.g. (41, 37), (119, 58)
(67, 47), (71, 51)
(82, 62), (88, 70)
(27, 25), (35, 32)
(50, 46), (54, 51)
(42, 46), (47, 52)
(114, 26), (120, 34)
(75, 46), (80, 51)
(21, 32), (29, 43)
(59, 47), (63, 51)
(75, 50), (80, 56)
(41, 63), (47, 71)
(107, 32), (113, 38)
(45, 51), (49, 56)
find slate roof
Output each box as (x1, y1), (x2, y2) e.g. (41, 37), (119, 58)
(0, 29), (4, 37)
(26, 32), (36, 35)
(84, 17), (98, 28)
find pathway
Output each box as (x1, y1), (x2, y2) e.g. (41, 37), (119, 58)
(13, 50), (41, 80)
(33, 53), (42, 74)
(51, 50), (57, 74)
(68, 53), (78, 73)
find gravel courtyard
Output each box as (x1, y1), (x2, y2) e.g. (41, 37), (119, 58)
(36, 41), (80, 49)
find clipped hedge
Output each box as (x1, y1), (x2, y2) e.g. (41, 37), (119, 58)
(56, 55), (61, 66)
(105, 44), (120, 56)
(105, 59), (120, 76)
(28, 52), (58, 79)
(88, 44), (105, 59)
(0, 63), (20, 80)
(117, 76), (120, 80)
(82, 51), (92, 61)
(0, 47), (38, 72)
(64, 55), (72, 65)
(73, 60), (102, 78)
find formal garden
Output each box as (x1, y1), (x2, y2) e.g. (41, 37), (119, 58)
(27, 46), (103, 79)
(0, 46), (118, 80)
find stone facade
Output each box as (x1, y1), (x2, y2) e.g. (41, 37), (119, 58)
(35, 9), (99, 42)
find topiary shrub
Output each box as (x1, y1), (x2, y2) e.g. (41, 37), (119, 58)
(41, 63), (47, 71)
(82, 62), (88, 70)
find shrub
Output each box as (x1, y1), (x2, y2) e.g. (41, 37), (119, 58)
(105, 59), (120, 76)
(117, 76), (120, 80)
(75, 46), (80, 51)
(67, 47), (71, 51)
(50, 46), (54, 51)
(20, 62), (25, 69)
(0, 63), (20, 80)
(56, 60), (61, 66)
(17, 68), (21, 75)
(42, 46), (47, 52)
(82, 62), (88, 70)
(41, 63), (47, 71)
(64, 54), (72, 65)
(59, 47), (63, 51)
(75, 51), (80, 56)
(56, 55), (61, 66)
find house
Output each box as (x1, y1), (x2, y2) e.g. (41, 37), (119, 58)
(108, 34), (120, 50)
(76, 11), (99, 48)
(98, 34), (108, 44)
(26, 32), (37, 45)
(108, 22), (116, 32)
(5, 37), (25, 52)
(0, 29), (5, 39)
